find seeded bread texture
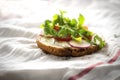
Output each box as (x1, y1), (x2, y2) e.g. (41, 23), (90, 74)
(36, 36), (99, 57)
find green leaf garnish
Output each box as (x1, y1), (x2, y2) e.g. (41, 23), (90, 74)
(40, 10), (106, 49)
(92, 35), (106, 49)
(78, 14), (85, 26)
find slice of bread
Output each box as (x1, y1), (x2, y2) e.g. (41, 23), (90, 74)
(36, 35), (99, 57)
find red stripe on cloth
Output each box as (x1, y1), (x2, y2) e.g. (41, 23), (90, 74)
(68, 62), (104, 80)
(108, 50), (120, 63)
(68, 50), (120, 80)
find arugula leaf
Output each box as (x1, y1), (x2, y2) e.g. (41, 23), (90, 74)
(70, 19), (77, 27)
(40, 23), (44, 28)
(52, 14), (64, 25)
(78, 32), (91, 43)
(60, 10), (66, 17)
(92, 35), (106, 49)
(86, 31), (94, 36)
(58, 26), (67, 37)
(79, 29), (86, 35)
(78, 14), (85, 26)
(44, 20), (55, 35)
(53, 14), (58, 21)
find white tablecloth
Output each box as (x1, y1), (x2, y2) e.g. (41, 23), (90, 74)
(0, 0), (120, 80)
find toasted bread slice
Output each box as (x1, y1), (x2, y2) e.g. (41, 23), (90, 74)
(36, 35), (99, 57)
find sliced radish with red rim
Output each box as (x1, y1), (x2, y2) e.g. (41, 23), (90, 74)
(68, 40), (91, 48)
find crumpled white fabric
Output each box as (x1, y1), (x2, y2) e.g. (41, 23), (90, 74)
(0, 0), (120, 80)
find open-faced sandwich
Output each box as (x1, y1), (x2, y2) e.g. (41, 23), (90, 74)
(36, 10), (106, 57)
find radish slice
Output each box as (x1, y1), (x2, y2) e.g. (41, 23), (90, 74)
(68, 40), (91, 48)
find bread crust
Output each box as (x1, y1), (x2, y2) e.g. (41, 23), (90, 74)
(36, 36), (99, 57)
